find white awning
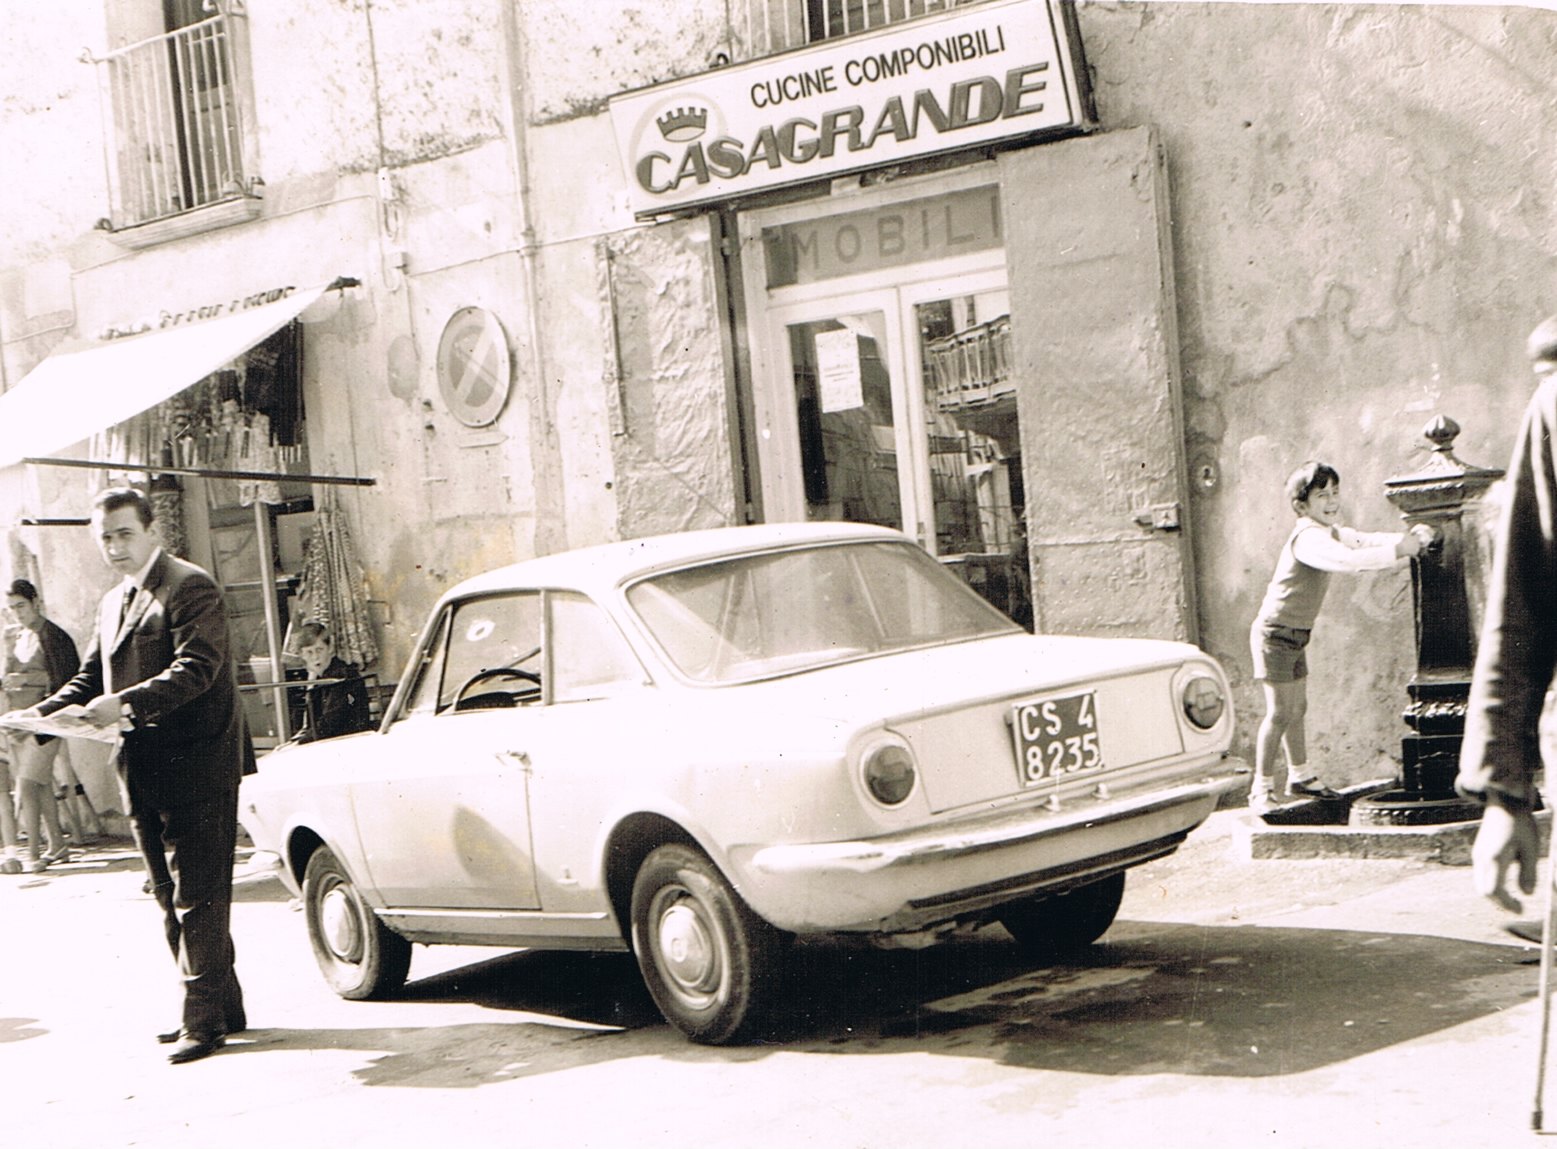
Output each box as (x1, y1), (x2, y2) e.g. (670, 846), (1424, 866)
(0, 281), (338, 470)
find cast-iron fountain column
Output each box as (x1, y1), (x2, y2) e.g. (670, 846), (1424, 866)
(1351, 415), (1502, 826)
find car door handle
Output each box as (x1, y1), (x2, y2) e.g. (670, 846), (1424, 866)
(498, 749), (531, 770)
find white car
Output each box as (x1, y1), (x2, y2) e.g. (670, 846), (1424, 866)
(240, 522), (1244, 1043)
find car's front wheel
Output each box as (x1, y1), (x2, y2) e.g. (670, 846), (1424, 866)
(630, 843), (783, 1044)
(998, 872), (1126, 957)
(302, 846), (412, 1000)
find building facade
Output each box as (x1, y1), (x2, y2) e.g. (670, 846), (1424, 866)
(0, 1), (1553, 790)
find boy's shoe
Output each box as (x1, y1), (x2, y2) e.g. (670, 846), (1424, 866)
(1286, 777), (1343, 801)
(26, 857), (47, 874)
(1248, 790), (1297, 817)
(41, 847), (72, 865)
(0, 858), (21, 875)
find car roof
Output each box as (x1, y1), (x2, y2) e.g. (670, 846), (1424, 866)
(443, 521), (909, 602)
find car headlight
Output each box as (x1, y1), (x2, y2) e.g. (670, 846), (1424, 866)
(861, 739), (917, 806)
(1182, 674), (1225, 730)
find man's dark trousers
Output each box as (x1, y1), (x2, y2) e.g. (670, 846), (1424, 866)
(130, 770), (244, 1037)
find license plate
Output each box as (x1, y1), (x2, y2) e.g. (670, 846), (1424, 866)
(1011, 691), (1104, 786)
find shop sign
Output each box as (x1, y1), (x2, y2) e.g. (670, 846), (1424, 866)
(763, 184), (1002, 288)
(96, 286), (298, 341)
(608, 0), (1089, 218)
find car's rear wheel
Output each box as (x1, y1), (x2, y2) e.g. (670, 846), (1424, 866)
(998, 872), (1126, 957)
(303, 846), (412, 1000)
(630, 843), (783, 1045)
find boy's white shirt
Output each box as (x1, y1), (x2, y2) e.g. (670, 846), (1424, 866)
(1290, 518), (1402, 573)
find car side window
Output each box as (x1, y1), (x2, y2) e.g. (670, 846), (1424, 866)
(549, 591), (645, 703)
(439, 592), (544, 713)
(400, 609), (452, 718)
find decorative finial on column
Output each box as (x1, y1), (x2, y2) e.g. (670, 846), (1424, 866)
(1423, 414), (1460, 453)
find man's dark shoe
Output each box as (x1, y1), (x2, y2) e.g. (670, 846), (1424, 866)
(158, 1008), (244, 1044)
(167, 1033), (225, 1064)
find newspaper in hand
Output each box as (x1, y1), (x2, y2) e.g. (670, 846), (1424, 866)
(0, 705), (123, 744)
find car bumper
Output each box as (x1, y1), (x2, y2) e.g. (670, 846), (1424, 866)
(730, 759), (1247, 935)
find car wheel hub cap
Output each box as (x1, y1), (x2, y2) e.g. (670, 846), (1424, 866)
(321, 886), (362, 960)
(658, 901), (718, 994)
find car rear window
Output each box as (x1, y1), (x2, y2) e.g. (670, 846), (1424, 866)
(626, 540), (1018, 684)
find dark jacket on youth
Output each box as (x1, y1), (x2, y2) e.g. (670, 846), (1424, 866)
(16, 618), (80, 745)
(37, 618), (80, 695)
(296, 655), (373, 742)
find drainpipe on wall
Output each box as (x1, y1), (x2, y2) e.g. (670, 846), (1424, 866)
(500, 1), (567, 557)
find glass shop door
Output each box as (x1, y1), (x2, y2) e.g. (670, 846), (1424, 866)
(757, 269), (1030, 627)
(764, 293), (913, 536)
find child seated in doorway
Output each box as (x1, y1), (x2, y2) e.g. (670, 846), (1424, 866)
(1249, 461), (1433, 816)
(290, 622), (373, 743)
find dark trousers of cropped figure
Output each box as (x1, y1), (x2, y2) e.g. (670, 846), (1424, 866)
(129, 774), (245, 1039)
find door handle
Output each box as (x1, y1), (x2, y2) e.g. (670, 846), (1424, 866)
(498, 749), (531, 770)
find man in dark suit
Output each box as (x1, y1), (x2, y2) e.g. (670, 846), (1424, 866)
(18, 487), (254, 1063)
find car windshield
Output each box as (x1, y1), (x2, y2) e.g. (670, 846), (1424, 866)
(625, 540), (1021, 684)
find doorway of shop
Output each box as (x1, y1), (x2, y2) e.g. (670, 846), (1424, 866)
(757, 270), (1029, 628)
(741, 135), (1196, 644)
(741, 171), (1028, 625)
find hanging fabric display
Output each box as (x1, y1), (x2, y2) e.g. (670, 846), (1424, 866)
(149, 481), (187, 557)
(235, 410), (283, 507)
(295, 491), (377, 670)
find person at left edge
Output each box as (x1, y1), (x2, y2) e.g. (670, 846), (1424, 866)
(4, 487), (254, 1064)
(3, 579), (79, 872)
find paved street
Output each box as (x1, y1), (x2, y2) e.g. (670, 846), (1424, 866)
(2, 810), (1550, 1149)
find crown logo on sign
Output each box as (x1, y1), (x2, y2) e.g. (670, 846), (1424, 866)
(656, 106), (708, 142)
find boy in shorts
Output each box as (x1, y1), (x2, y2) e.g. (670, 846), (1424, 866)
(1249, 461), (1433, 815)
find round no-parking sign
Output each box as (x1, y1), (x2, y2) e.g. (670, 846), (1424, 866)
(435, 306), (512, 427)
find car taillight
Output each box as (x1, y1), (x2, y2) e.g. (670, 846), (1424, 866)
(862, 741), (917, 806)
(1182, 675), (1225, 730)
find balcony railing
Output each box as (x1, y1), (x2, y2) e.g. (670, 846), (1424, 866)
(927, 314), (1013, 412)
(95, 13), (248, 229)
(739, 0), (992, 58)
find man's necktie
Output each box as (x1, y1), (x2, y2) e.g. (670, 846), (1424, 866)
(118, 584), (135, 629)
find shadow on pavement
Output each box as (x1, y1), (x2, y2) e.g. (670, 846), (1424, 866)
(216, 919), (1539, 1088)
(400, 948), (659, 1031)
(830, 922), (1537, 1077)
(0, 1018), (47, 1044)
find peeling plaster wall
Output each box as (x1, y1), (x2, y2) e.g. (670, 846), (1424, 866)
(520, 0), (730, 123)
(0, 6), (111, 389)
(1078, 3), (1557, 777)
(603, 221), (739, 536)
(249, 3), (380, 178)
(0, 7), (103, 272)
(521, 11), (739, 546)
